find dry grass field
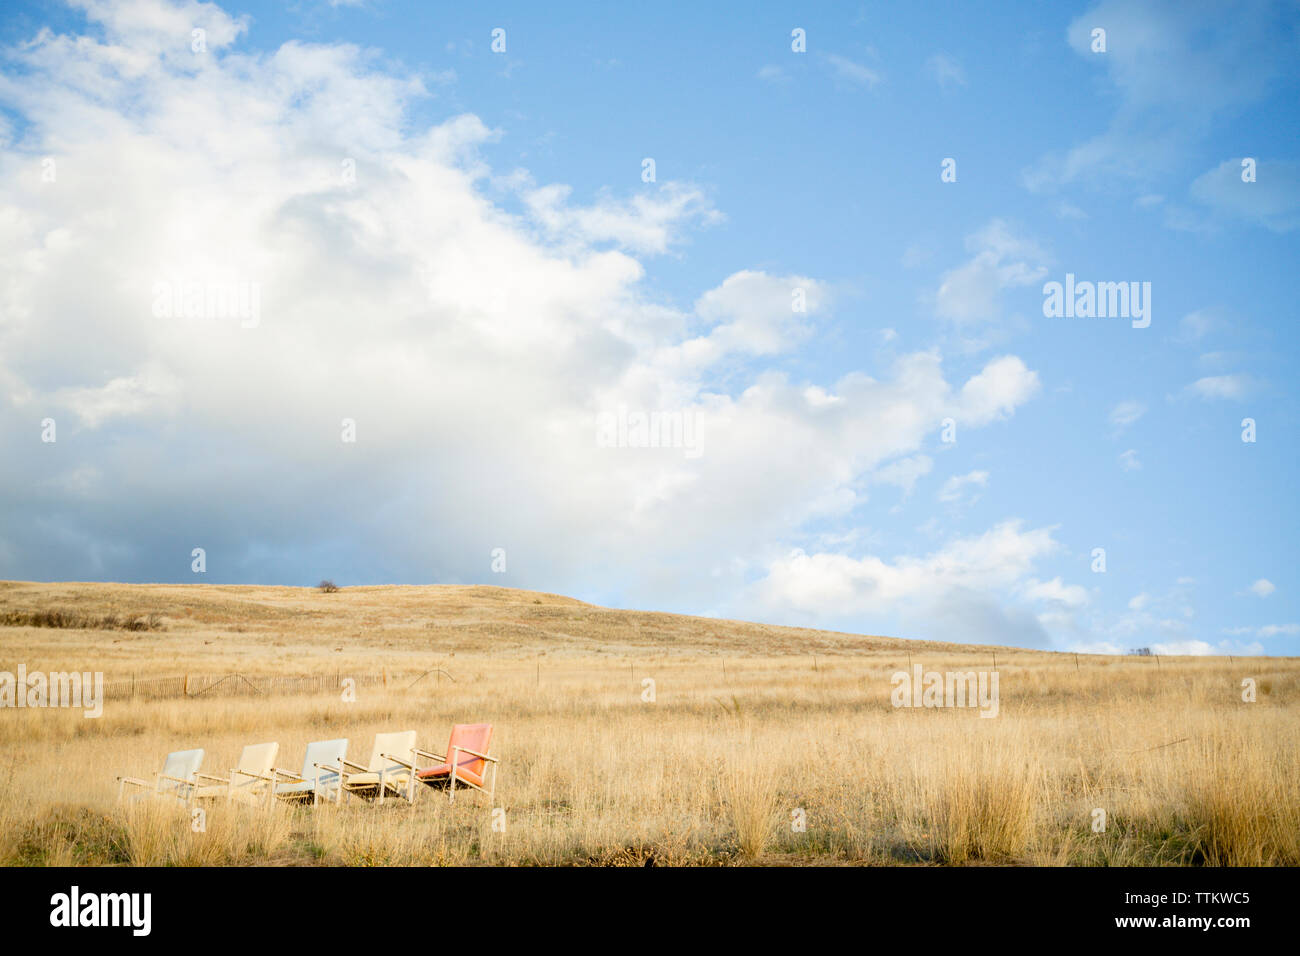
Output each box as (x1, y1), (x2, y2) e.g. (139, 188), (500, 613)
(1, 580), (1297, 867)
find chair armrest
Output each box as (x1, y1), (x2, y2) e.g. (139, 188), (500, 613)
(413, 748), (446, 762)
(118, 776), (150, 788)
(193, 772), (228, 784)
(232, 769), (276, 783)
(157, 773), (198, 787)
(452, 746), (498, 763)
(273, 767), (302, 779)
(315, 763), (343, 776)
(339, 758), (368, 772)
(380, 753), (416, 770)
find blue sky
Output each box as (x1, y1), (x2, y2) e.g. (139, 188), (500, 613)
(1, 0), (1298, 654)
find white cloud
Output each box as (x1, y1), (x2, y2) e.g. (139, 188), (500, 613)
(75, 0), (250, 53)
(689, 270), (826, 357)
(754, 520), (1067, 645)
(1190, 158), (1300, 232)
(870, 454), (932, 497)
(523, 180), (721, 255)
(56, 365), (180, 428)
(938, 469), (988, 504)
(822, 53), (881, 88)
(954, 355), (1041, 423)
(1109, 400), (1146, 429)
(1106, 579), (1198, 646)
(1222, 624), (1296, 640)
(1022, 576), (1088, 608)
(1024, 1), (1296, 192)
(1185, 374), (1250, 400)
(1250, 578), (1276, 597)
(935, 220), (1048, 325)
(1258, 624), (1299, 637)
(1176, 309), (1223, 342)
(1152, 639), (1264, 657)
(925, 53), (965, 89)
(1118, 449), (1141, 472)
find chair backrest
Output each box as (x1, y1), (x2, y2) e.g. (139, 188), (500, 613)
(160, 749), (204, 794)
(302, 739), (348, 780)
(235, 742), (278, 776)
(448, 724), (493, 779)
(368, 731), (416, 773)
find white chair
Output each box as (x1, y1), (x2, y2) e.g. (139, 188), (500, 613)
(117, 748), (205, 806)
(319, 731), (416, 804)
(272, 739), (348, 805)
(192, 742), (279, 804)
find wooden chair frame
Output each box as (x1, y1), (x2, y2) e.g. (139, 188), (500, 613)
(317, 751), (415, 805)
(270, 765), (334, 806)
(117, 771), (199, 807)
(273, 739), (348, 806)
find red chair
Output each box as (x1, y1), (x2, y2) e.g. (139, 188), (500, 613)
(409, 724), (498, 803)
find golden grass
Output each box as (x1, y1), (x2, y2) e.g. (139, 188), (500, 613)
(0, 581), (1297, 866)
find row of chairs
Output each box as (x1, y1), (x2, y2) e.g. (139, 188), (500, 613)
(117, 724), (498, 807)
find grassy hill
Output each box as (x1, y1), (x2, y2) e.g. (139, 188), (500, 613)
(1, 580), (1007, 678)
(1, 580), (1297, 867)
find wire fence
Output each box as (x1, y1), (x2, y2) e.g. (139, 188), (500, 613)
(28, 653), (1210, 705)
(99, 671), (422, 701)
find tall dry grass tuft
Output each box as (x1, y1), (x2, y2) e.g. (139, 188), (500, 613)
(121, 799), (188, 865)
(720, 746), (781, 859)
(923, 744), (1040, 864)
(1182, 734), (1300, 866)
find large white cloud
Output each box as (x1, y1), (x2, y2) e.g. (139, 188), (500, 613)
(752, 521), (1074, 645)
(1, 0), (1053, 638)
